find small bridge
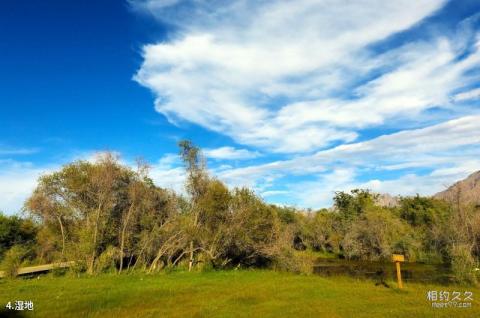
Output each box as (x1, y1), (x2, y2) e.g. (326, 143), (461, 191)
(0, 261), (75, 278)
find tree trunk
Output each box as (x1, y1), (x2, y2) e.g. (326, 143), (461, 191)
(188, 240), (194, 271)
(149, 249), (166, 273)
(119, 232), (125, 273)
(56, 215), (66, 257)
(127, 255), (134, 271)
(188, 210), (199, 272)
(89, 203), (102, 275)
(119, 205), (134, 273)
(175, 249), (195, 266)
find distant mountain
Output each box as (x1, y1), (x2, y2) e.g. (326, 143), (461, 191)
(375, 193), (400, 208)
(334, 172), (480, 210)
(434, 171), (480, 206)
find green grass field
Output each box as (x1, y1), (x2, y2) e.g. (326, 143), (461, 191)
(0, 270), (478, 317)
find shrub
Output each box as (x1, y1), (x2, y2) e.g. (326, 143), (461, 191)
(342, 207), (418, 261)
(451, 244), (478, 285)
(95, 245), (120, 274)
(67, 261), (87, 277)
(0, 245), (29, 278)
(271, 249), (315, 275)
(0, 213), (37, 260)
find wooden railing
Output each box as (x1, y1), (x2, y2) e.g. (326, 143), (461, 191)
(0, 261), (75, 278)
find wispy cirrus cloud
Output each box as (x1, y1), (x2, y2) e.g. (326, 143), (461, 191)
(203, 146), (260, 160)
(132, 0), (479, 153)
(128, 0), (480, 208)
(2, 114), (478, 212)
(216, 115), (480, 207)
(0, 145), (39, 156)
(453, 87), (480, 102)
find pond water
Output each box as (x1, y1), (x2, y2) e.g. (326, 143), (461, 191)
(313, 258), (454, 285)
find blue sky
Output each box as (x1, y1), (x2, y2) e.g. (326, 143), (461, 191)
(1, 0), (480, 213)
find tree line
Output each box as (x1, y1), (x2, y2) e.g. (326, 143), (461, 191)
(1, 141), (479, 284)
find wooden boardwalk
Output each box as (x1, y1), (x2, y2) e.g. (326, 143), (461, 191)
(0, 261), (75, 278)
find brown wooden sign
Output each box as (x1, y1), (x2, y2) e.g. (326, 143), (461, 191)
(392, 254), (405, 289)
(392, 254), (405, 262)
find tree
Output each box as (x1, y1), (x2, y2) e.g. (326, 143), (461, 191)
(333, 189), (377, 221)
(25, 174), (73, 257)
(118, 160), (150, 273)
(398, 195), (448, 227)
(136, 185), (181, 272)
(25, 153), (135, 274)
(194, 179), (232, 267)
(302, 211), (342, 253)
(178, 140), (208, 204)
(0, 213), (37, 260)
(227, 188), (281, 267)
(434, 191), (480, 281)
(342, 206), (418, 261)
(178, 140), (209, 271)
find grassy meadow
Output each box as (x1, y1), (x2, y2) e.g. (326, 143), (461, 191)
(1, 270), (478, 318)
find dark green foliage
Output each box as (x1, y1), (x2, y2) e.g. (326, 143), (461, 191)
(0, 245), (30, 278)
(333, 189), (377, 220)
(301, 210), (342, 254)
(451, 244), (478, 284)
(197, 179), (231, 230)
(398, 195), (449, 227)
(224, 188), (283, 267)
(0, 213), (37, 260)
(342, 206), (418, 260)
(276, 206), (297, 224)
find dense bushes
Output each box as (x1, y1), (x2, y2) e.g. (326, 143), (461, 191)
(451, 244), (477, 284)
(0, 245), (30, 278)
(289, 189), (480, 283)
(20, 146), (286, 275)
(341, 207), (418, 261)
(1, 140), (477, 285)
(0, 213), (37, 260)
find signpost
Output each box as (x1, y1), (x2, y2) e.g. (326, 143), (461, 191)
(392, 254), (405, 289)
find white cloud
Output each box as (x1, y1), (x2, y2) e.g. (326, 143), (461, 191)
(261, 190), (289, 198)
(289, 168), (357, 208)
(203, 146), (260, 160)
(0, 145), (38, 155)
(2, 113), (479, 211)
(215, 116), (480, 207)
(0, 161), (53, 214)
(0, 151), (187, 214)
(6, 1), (479, 211)
(134, 0), (464, 153)
(453, 87), (480, 102)
(149, 154), (186, 195)
(284, 158), (480, 208)
(276, 38), (480, 131)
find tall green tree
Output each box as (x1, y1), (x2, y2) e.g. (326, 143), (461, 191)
(333, 189), (377, 221)
(178, 140), (209, 271)
(25, 154), (134, 273)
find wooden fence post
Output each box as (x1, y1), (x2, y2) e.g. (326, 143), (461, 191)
(392, 254), (405, 289)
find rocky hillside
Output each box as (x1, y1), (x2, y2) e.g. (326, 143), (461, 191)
(375, 193), (400, 208)
(434, 171), (480, 206)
